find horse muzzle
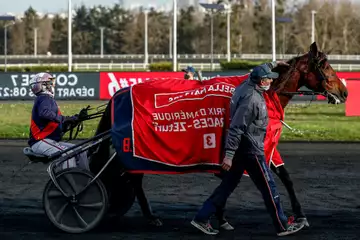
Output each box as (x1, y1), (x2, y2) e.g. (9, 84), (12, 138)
(322, 80), (348, 104)
(326, 91), (343, 104)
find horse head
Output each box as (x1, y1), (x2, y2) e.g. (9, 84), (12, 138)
(271, 42), (348, 108)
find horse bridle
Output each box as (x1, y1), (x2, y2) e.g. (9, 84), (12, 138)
(279, 51), (329, 98)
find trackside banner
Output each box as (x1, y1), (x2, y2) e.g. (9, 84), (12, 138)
(0, 72), (99, 100)
(337, 72), (360, 116)
(0, 71), (354, 103)
(130, 75), (248, 168)
(99, 72), (184, 100)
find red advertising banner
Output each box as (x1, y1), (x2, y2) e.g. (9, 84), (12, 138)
(99, 72), (184, 99)
(335, 72), (360, 116)
(131, 75), (248, 167)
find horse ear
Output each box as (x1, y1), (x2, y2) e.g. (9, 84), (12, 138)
(310, 42), (318, 56)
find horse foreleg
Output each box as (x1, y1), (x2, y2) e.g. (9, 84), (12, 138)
(131, 173), (163, 226)
(270, 164), (307, 221)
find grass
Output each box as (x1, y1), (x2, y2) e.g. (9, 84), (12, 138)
(0, 101), (359, 141)
(0, 101), (104, 139)
(280, 103), (360, 141)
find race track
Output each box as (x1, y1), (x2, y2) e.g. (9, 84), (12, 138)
(0, 141), (359, 240)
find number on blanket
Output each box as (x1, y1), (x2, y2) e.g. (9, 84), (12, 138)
(123, 138), (132, 152)
(203, 133), (216, 149)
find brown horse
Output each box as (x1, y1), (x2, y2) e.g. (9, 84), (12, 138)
(273, 42), (347, 107)
(261, 42), (347, 224)
(89, 42), (348, 227)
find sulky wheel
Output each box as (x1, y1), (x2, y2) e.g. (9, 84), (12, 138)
(43, 168), (108, 234)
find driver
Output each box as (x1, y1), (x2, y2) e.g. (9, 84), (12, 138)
(28, 72), (89, 170)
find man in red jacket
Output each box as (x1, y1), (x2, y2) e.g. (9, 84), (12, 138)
(28, 72), (89, 170)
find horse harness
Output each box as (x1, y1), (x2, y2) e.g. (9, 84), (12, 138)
(274, 52), (331, 134)
(278, 51), (329, 98)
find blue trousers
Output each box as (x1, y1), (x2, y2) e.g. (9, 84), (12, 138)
(194, 153), (288, 233)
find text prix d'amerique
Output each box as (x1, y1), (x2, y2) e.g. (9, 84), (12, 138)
(152, 107), (226, 132)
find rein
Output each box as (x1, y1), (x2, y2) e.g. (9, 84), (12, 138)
(65, 103), (107, 141)
(280, 91), (326, 96)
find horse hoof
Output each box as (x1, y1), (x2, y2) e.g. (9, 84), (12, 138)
(148, 218), (163, 227)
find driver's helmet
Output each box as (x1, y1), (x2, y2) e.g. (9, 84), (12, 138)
(29, 72), (56, 97)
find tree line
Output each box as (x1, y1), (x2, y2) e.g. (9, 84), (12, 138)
(1, 0), (360, 56)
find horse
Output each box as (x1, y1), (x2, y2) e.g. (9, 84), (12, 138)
(88, 42), (348, 227)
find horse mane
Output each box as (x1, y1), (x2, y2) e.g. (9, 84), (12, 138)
(271, 55), (304, 94)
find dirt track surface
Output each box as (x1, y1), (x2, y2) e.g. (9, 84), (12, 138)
(0, 141), (359, 240)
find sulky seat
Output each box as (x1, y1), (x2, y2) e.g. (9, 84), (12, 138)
(23, 147), (50, 163)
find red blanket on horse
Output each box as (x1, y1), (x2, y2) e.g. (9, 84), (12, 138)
(113, 75), (285, 174)
(264, 90), (285, 167)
